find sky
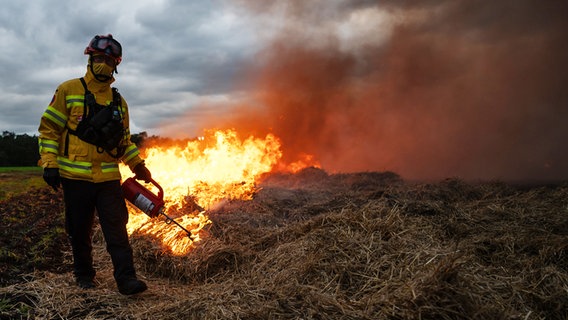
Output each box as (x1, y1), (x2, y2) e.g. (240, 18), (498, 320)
(1, 0), (567, 181)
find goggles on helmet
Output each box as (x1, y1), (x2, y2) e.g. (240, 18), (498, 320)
(85, 35), (122, 63)
(91, 54), (118, 67)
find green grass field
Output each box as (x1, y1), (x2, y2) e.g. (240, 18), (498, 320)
(0, 166), (45, 201)
(0, 166), (42, 173)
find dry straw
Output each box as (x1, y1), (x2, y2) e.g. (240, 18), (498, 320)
(1, 169), (566, 319)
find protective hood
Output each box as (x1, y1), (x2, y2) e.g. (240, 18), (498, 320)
(84, 64), (115, 92)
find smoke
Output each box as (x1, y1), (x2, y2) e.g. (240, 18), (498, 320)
(191, 0), (568, 181)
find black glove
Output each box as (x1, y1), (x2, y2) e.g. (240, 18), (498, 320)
(43, 168), (61, 191)
(133, 162), (152, 183)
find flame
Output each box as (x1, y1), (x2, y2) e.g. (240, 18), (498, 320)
(279, 153), (320, 173)
(120, 129), (315, 255)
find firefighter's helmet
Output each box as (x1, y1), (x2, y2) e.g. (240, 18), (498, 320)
(84, 34), (122, 65)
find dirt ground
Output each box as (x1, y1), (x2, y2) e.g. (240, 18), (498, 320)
(0, 169), (566, 319)
(0, 171), (44, 201)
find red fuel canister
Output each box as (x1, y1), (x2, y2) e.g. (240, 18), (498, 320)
(121, 177), (165, 218)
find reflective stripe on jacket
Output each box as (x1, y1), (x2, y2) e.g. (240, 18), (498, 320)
(38, 68), (143, 183)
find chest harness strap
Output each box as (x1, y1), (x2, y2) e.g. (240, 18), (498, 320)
(65, 77), (126, 159)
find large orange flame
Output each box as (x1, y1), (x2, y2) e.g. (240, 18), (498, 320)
(120, 129), (316, 255)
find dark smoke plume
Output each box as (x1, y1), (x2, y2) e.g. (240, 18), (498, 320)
(192, 0), (568, 181)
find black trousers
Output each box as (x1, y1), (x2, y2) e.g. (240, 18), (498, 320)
(61, 178), (137, 285)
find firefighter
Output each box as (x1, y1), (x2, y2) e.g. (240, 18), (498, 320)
(38, 34), (151, 295)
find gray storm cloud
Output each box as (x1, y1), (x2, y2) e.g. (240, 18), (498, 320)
(178, 0), (568, 181)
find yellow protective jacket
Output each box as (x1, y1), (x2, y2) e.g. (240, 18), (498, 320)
(38, 68), (144, 183)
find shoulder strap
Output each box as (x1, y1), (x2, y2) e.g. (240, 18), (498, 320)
(80, 77), (97, 120)
(79, 77), (89, 92)
(112, 87), (121, 108)
(110, 87), (126, 159)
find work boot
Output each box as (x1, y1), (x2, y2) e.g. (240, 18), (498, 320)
(76, 278), (96, 289)
(118, 278), (147, 295)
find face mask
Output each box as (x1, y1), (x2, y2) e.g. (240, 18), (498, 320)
(92, 62), (114, 78)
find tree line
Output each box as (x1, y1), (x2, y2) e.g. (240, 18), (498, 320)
(0, 131), (39, 166)
(0, 131), (159, 167)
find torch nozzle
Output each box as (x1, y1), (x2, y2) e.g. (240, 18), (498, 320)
(160, 212), (195, 240)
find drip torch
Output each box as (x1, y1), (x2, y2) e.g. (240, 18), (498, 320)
(121, 177), (194, 239)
